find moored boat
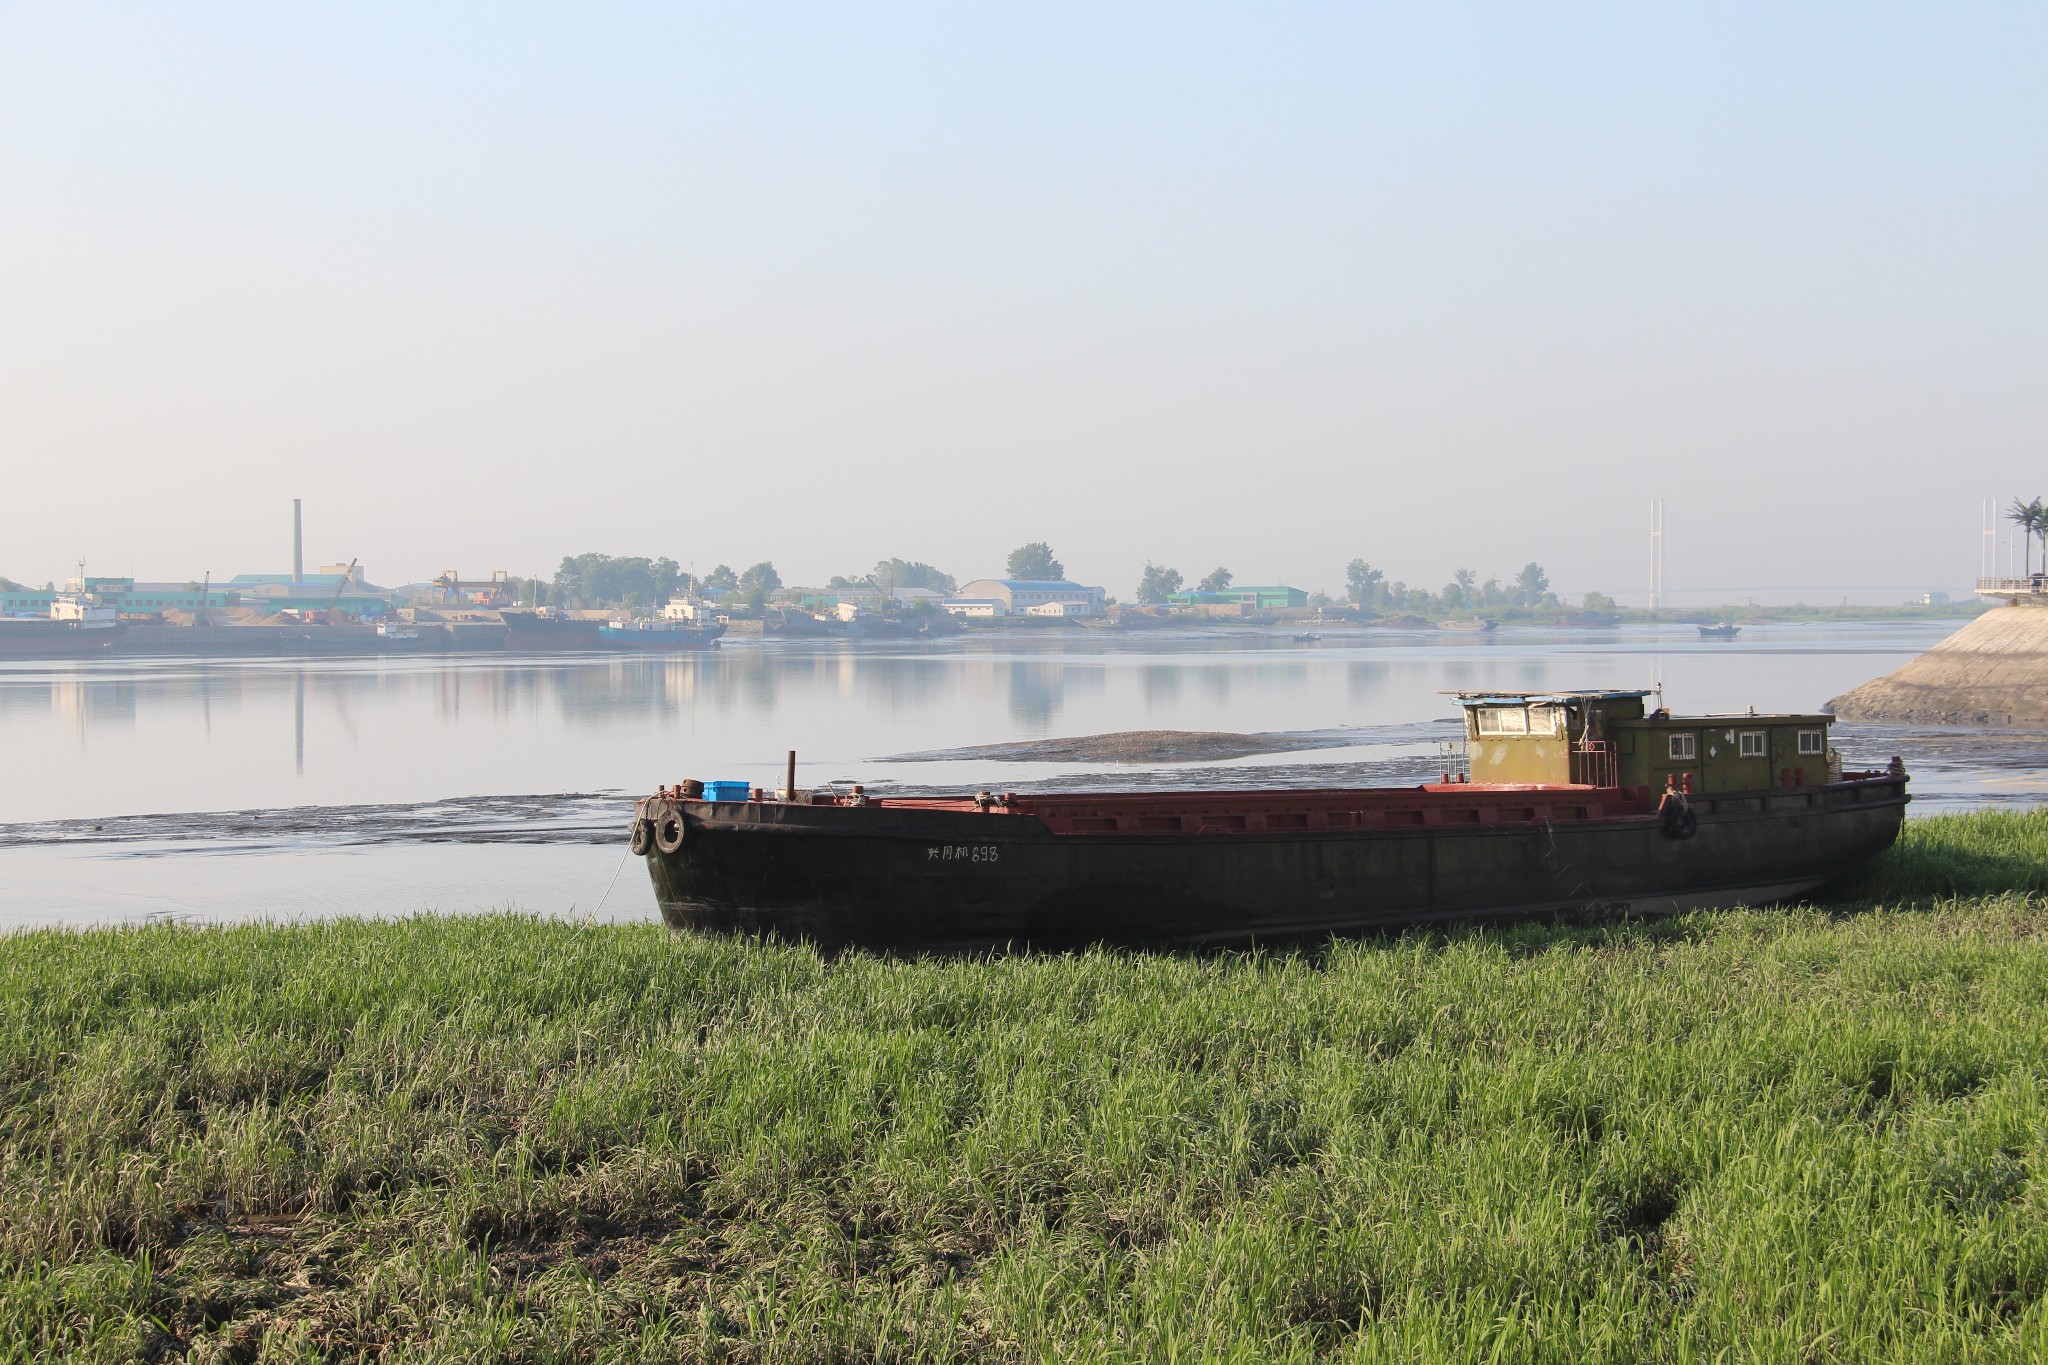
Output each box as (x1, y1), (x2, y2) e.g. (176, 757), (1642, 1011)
(500, 608), (604, 650)
(1438, 618), (1497, 633)
(0, 616), (127, 657)
(597, 618), (726, 651)
(631, 690), (1908, 951)
(1699, 622), (1742, 639)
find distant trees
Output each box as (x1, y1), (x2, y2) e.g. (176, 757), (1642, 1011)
(551, 554), (684, 608)
(1006, 543), (1065, 581)
(1582, 590), (1619, 614)
(1443, 567), (1476, 608)
(1345, 560), (1385, 608)
(735, 562), (782, 610)
(1136, 563), (1183, 604)
(1198, 567), (1233, 594)
(503, 574), (553, 606)
(701, 564), (739, 594)
(869, 559), (956, 596)
(1334, 557), (1555, 615)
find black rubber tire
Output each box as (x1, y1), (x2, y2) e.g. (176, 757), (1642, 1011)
(1661, 803), (1698, 840)
(654, 813), (686, 854)
(629, 819), (654, 857)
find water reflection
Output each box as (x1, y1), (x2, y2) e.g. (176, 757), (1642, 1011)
(0, 622), (1959, 823)
(1142, 664), (1182, 712)
(1006, 662), (1067, 730)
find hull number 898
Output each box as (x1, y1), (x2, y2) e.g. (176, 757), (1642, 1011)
(929, 844), (999, 863)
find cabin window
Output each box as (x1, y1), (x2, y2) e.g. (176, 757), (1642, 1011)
(1475, 708), (1527, 735)
(1526, 705), (1561, 736)
(1739, 731), (1767, 758)
(1667, 732), (1696, 761)
(1798, 729), (1825, 756)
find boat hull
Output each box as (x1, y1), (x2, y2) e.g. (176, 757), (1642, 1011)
(0, 621), (127, 657)
(596, 624), (726, 651)
(640, 776), (1907, 951)
(500, 611), (604, 650)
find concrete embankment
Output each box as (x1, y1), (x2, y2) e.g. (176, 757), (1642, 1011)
(1830, 604), (2048, 726)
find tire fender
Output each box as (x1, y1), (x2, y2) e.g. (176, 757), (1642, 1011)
(654, 811), (687, 854)
(1659, 796), (1698, 840)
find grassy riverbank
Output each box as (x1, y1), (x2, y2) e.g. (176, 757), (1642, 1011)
(6, 815), (2048, 1361)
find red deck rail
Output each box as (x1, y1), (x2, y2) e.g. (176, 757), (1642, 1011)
(1570, 740), (1619, 789)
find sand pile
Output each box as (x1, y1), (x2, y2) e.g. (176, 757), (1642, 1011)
(1829, 605), (2048, 726)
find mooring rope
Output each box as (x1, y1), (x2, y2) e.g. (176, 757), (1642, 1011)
(585, 841), (633, 922)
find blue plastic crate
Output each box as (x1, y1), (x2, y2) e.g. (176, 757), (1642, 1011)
(702, 780), (753, 802)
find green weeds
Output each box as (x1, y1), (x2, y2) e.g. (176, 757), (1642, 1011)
(4, 814), (2048, 1360)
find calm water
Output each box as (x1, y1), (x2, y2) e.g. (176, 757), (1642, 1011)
(2, 619), (2025, 929)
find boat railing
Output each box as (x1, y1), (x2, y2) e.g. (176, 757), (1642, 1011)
(1976, 576), (2048, 595)
(1570, 740), (1619, 788)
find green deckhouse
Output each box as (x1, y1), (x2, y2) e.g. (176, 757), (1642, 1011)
(1454, 690), (1837, 792)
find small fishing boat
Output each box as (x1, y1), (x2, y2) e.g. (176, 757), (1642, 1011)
(631, 689), (1907, 951)
(1438, 618), (1497, 633)
(1698, 623), (1742, 639)
(1292, 632), (1321, 643)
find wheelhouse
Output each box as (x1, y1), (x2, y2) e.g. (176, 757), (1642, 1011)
(1453, 690), (1837, 792)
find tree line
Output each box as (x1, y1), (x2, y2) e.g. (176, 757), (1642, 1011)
(542, 555), (782, 610)
(529, 543), (1578, 615)
(1340, 559), (1560, 613)
(539, 554), (963, 610)
(1130, 557), (1568, 613)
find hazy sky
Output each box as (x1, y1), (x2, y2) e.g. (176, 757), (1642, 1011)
(3, 3), (2042, 602)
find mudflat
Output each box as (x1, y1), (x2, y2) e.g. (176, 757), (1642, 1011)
(885, 728), (1369, 763)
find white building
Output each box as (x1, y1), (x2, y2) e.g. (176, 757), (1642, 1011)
(1027, 600), (1091, 618)
(940, 599), (1005, 618)
(662, 597), (711, 621)
(953, 578), (1106, 615)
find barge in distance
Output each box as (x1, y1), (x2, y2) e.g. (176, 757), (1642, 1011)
(630, 690), (1908, 951)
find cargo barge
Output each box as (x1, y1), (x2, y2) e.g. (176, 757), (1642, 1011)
(630, 690), (1908, 951)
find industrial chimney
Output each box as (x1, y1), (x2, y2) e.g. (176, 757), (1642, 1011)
(293, 499), (303, 583)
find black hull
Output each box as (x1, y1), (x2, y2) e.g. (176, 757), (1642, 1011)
(0, 622), (127, 658)
(501, 612), (604, 650)
(642, 776), (1908, 951)
(596, 625), (726, 651)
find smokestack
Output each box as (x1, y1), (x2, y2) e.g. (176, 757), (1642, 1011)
(292, 499), (303, 583)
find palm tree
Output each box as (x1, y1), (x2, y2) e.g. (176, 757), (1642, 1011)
(2006, 498), (2045, 578)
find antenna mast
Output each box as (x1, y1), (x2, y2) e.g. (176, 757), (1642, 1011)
(1649, 499), (1665, 611)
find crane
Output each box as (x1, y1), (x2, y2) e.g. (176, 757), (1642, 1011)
(322, 559), (359, 622)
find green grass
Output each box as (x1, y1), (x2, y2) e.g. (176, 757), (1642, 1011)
(6, 813), (2048, 1362)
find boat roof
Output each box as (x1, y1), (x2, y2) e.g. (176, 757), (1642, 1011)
(1444, 690), (1652, 706)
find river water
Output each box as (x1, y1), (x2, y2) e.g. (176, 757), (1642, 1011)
(5, 619), (2037, 930)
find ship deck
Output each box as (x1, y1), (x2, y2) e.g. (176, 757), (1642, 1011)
(743, 782), (1659, 835)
